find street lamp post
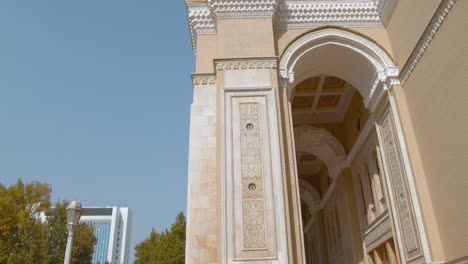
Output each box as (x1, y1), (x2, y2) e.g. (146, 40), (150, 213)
(64, 201), (82, 264)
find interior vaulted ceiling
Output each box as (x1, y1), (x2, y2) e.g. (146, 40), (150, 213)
(292, 75), (355, 124)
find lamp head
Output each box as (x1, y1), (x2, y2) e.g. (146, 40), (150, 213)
(66, 201), (82, 231)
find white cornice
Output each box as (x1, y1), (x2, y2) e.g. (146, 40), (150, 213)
(186, 1), (216, 52)
(399, 0), (456, 86)
(186, 0), (399, 52)
(275, 1), (381, 30)
(209, 0), (278, 18)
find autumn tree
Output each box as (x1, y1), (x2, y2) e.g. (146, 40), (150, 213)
(134, 212), (186, 264)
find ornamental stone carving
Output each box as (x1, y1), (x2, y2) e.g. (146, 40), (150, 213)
(239, 103), (268, 250)
(186, 0), (399, 51)
(215, 60), (277, 71)
(192, 73), (216, 86)
(379, 110), (423, 261)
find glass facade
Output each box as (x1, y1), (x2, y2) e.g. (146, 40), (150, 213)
(82, 219), (112, 264)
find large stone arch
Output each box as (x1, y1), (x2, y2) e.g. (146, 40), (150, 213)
(279, 27), (399, 111)
(294, 125), (347, 179)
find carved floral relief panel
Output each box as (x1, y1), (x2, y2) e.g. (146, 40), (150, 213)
(240, 103), (267, 250)
(230, 96), (278, 261)
(378, 109), (423, 261)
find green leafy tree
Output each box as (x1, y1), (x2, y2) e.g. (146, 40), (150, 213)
(70, 223), (96, 264)
(45, 201), (68, 264)
(134, 212), (186, 264)
(45, 201), (97, 264)
(0, 180), (96, 264)
(0, 179), (51, 264)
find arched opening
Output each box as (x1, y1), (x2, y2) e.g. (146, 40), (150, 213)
(281, 28), (401, 264)
(280, 27), (399, 112)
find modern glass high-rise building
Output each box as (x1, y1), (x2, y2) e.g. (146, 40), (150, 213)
(40, 206), (132, 264)
(80, 207), (132, 264)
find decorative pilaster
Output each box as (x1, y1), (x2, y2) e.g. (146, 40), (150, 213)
(219, 58), (289, 263)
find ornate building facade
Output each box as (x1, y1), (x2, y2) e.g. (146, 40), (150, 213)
(184, 0), (468, 263)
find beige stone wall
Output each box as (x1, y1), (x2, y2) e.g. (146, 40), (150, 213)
(386, 0), (442, 68)
(392, 86), (444, 261)
(195, 34), (217, 73)
(398, 1), (468, 261)
(195, 18), (276, 73)
(217, 18), (276, 58)
(186, 81), (218, 264)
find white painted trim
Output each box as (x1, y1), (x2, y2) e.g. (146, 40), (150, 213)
(222, 75), (227, 264)
(388, 94), (432, 263)
(374, 118), (406, 264)
(287, 97), (307, 264)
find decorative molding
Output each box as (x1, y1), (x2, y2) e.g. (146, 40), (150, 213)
(377, 0), (399, 25)
(191, 73), (216, 86)
(399, 0), (457, 85)
(275, 1), (383, 30)
(186, 1), (216, 53)
(215, 58), (277, 71)
(210, 0), (277, 18)
(186, 0), (399, 53)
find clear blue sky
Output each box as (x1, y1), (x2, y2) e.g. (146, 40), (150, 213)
(0, 1), (193, 262)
